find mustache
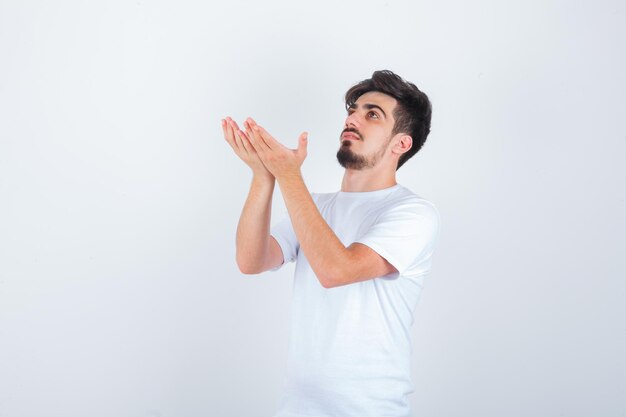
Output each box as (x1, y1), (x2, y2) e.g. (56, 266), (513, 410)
(341, 128), (362, 140)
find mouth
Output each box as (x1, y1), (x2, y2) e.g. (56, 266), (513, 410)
(341, 132), (360, 141)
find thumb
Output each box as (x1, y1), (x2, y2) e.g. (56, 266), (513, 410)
(297, 132), (308, 157)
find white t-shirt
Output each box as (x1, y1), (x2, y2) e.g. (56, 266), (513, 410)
(270, 183), (441, 417)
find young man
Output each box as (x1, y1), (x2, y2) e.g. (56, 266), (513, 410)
(222, 70), (440, 417)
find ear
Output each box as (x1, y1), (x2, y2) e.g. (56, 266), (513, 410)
(392, 134), (412, 156)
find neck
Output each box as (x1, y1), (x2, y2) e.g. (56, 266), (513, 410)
(340, 165), (397, 192)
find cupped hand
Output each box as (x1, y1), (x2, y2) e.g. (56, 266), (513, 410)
(244, 118), (308, 181)
(222, 116), (273, 180)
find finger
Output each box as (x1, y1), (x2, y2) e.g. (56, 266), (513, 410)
(244, 119), (253, 135)
(245, 118), (259, 138)
(236, 128), (253, 154)
(239, 128), (253, 146)
(246, 117), (257, 128)
(229, 119), (248, 154)
(252, 125), (274, 151)
(243, 120), (254, 146)
(230, 118), (242, 132)
(223, 118), (240, 151)
(245, 120), (265, 152)
(297, 132), (308, 159)
(246, 118), (268, 147)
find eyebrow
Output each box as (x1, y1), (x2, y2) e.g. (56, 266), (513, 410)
(348, 103), (387, 119)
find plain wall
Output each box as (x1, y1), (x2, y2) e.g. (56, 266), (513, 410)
(1, 0), (624, 416)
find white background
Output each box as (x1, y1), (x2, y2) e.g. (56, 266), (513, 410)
(1, 1), (624, 416)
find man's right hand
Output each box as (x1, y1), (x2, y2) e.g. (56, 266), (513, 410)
(222, 116), (273, 181)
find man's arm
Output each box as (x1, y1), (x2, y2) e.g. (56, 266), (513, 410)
(222, 117), (283, 274)
(235, 176), (284, 274)
(243, 120), (396, 288)
(277, 174), (396, 288)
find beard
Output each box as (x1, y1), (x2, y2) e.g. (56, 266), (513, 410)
(336, 139), (388, 170)
(336, 141), (374, 169)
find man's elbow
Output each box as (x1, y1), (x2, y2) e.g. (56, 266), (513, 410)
(317, 266), (348, 289)
(319, 276), (347, 289)
(238, 265), (262, 275)
(318, 277), (333, 288)
(236, 257), (264, 275)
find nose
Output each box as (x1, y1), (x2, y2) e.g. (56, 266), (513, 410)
(345, 111), (360, 130)
(346, 109), (361, 129)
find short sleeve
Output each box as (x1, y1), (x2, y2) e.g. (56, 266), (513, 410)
(355, 199), (441, 276)
(269, 213), (299, 271)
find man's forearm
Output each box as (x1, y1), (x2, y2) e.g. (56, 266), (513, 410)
(276, 174), (349, 287)
(236, 175), (276, 274)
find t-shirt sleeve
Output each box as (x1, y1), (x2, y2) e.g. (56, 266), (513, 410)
(269, 212), (299, 271)
(355, 198), (441, 276)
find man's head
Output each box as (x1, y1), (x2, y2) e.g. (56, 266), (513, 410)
(337, 70), (432, 171)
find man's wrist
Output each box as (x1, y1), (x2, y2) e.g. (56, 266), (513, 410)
(276, 171), (307, 200)
(276, 167), (303, 182)
(251, 172), (275, 188)
(276, 171), (304, 188)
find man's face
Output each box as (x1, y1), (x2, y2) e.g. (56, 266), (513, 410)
(337, 91), (398, 170)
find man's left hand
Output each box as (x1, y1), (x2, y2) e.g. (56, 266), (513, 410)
(243, 118), (308, 181)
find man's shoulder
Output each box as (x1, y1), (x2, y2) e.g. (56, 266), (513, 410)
(389, 184), (438, 210)
(310, 190), (339, 204)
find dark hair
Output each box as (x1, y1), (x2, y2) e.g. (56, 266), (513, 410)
(344, 70), (432, 170)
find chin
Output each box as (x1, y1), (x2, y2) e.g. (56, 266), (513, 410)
(336, 147), (372, 170)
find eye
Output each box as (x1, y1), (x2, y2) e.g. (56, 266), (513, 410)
(368, 111), (379, 119)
